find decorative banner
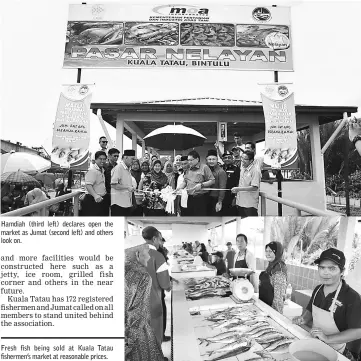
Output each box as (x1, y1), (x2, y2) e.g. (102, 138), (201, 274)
(64, 4), (293, 71)
(218, 122), (227, 142)
(51, 84), (94, 169)
(260, 83), (298, 168)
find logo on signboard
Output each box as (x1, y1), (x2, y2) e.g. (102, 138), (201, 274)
(153, 4), (209, 16)
(265, 32), (290, 50)
(79, 85), (89, 95)
(252, 7), (271, 22)
(92, 5), (104, 15)
(278, 85), (289, 97)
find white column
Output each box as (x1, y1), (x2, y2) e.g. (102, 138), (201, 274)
(142, 140), (146, 158)
(116, 114), (124, 154)
(309, 117), (326, 210)
(221, 219), (226, 245)
(132, 133), (137, 157)
(236, 217), (242, 234)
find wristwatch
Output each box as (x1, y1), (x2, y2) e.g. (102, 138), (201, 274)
(352, 135), (361, 146)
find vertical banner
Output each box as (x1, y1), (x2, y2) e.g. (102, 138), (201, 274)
(260, 83), (298, 168)
(218, 122), (227, 142)
(51, 84), (94, 169)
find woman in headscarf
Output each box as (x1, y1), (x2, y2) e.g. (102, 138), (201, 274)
(163, 161), (175, 189)
(131, 159), (142, 188)
(140, 161), (150, 181)
(138, 160), (169, 216)
(27, 188), (49, 216)
(259, 241), (288, 314)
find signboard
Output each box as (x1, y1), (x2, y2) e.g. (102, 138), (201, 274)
(51, 84), (94, 169)
(64, 4), (293, 71)
(218, 122), (227, 142)
(260, 83), (298, 168)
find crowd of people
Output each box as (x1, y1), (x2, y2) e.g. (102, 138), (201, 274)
(125, 227), (361, 361)
(81, 133), (270, 217)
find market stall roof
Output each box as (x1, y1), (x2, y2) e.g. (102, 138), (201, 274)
(91, 97), (358, 140)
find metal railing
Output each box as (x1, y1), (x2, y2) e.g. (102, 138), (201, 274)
(1, 190), (83, 217)
(259, 192), (341, 217)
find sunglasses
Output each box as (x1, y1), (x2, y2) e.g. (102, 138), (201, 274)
(223, 156), (232, 159)
(101, 141), (108, 143)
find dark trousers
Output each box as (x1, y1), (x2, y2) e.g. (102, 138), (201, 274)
(144, 208), (166, 217)
(80, 194), (109, 216)
(111, 204), (132, 216)
(237, 206), (258, 218)
(161, 290), (167, 336)
(183, 194), (208, 216)
(207, 196), (223, 216)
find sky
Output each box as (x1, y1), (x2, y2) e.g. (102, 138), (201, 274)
(2, 0), (361, 152)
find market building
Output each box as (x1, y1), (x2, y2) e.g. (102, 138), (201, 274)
(91, 97), (357, 215)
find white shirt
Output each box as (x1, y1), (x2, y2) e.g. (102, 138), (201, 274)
(236, 162), (261, 209)
(110, 161), (133, 207)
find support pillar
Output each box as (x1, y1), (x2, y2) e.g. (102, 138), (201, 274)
(132, 133), (137, 156)
(116, 114), (124, 154)
(142, 140), (146, 158)
(221, 219), (226, 245)
(236, 217), (242, 234)
(309, 116), (327, 210)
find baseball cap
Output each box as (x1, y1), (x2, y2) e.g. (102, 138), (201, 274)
(212, 251), (224, 258)
(314, 248), (345, 269)
(222, 151), (232, 157)
(226, 242), (232, 246)
(124, 235), (146, 250)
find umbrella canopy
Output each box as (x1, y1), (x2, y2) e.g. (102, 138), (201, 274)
(1, 151), (51, 174)
(34, 173), (56, 186)
(143, 124), (206, 150)
(1, 170), (41, 187)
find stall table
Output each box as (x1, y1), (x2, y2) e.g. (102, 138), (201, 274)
(172, 282), (348, 361)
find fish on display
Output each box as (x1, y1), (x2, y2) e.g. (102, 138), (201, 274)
(207, 339), (254, 361)
(245, 350), (276, 361)
(256, 334), (286, 345)
(248, 328), (277, 338)
(212, 318), (241, 329)
(198, 332), (240, 346)
(206, 337), (250, 356)
(265, 339), (293, 353)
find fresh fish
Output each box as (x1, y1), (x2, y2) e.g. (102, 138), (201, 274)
(207, 337), (249, 356)
(245, 325), (273, 335)
(256, 334), (285, 344)
(199, 333), (240, 346)
(198, 331), (237, 344)
(248, 328), (277, 338)
(207, 339), (254, 361)
(212, 318), (241, 329)
(265, 339), (293, 353)
(225, 324), (250, 333)
(246, 351), (275, 360)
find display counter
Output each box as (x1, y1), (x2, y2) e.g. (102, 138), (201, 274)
(172, 281), (348, 361)
(171, 264), (217, 280)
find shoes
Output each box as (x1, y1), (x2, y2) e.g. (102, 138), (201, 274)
(163, 335), (171, 342)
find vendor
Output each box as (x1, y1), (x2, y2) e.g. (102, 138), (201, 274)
(259, 241), (288, 314)
(229, 234), (256, 287)
(292, 248), (361, 361)
(205, 251), (227, 276)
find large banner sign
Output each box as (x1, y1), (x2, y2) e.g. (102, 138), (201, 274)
(260, 83), (298, 168)
(51, 84), (94, 169)
(64, 4), (293, 71)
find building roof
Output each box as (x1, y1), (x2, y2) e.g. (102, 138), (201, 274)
(139, 97), (263, 106)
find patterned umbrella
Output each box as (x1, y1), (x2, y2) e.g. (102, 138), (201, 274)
(143, 125), (206, 150)
(1, 151), (51, 174)
(1, 170), (41, 186)
(34, 173), (56, 186)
